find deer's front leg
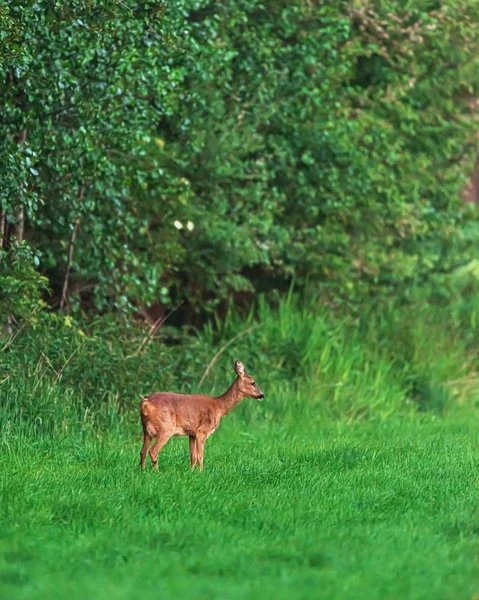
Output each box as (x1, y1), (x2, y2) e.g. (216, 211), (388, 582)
(195, 432), (207, 472)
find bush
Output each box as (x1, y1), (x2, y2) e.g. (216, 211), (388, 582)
(1, 289), (477, 438)
(0, 1), (477, 318)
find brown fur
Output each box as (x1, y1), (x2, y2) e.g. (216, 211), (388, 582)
(139, 360), (264, 471)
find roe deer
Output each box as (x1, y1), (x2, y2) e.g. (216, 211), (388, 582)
(139, 360), (264, 471)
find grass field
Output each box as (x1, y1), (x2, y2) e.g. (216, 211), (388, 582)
(1, 413), (477, 600)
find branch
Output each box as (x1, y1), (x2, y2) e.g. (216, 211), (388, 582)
(199, 325), (259, 387)
(129, 300), (184, 358)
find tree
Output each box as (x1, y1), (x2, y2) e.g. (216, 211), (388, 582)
(1, 0), (478, 327)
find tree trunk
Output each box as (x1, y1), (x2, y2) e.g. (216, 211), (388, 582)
(60, 186), (84, 310)
(16, 129), (27, 243)
(0, 209), (6, 259)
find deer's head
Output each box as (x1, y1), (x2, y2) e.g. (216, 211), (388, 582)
(234, 360), (264, 401)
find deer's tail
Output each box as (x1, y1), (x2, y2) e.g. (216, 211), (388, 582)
(140, 397), (152, 417)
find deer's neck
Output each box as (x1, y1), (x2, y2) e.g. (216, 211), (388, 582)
(216, 379), (243, 417)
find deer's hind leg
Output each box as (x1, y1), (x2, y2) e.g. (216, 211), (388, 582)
(149, 431), (172, 471)
(139, 432), (152, 469)
(189, 435), (198, 469)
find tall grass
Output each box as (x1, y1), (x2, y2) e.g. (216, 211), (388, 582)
(200, 292), (478, 420)
(0, 292), (477, 438)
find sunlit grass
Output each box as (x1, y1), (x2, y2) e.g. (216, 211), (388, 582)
(1, 415), (477, 600)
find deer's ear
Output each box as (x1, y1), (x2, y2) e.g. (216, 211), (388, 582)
(234, 360), (245, 376)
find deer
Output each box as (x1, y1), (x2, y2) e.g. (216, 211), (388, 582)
(139, 360), (264, 471)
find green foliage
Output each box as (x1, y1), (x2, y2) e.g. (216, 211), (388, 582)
(2, 7), (478, 595)
(0, 1), (478, 316)
(0, 242), (48, 325)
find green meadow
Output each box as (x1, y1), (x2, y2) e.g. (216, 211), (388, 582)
(0, 416), (477, 600)
(1, 296), (478, 599)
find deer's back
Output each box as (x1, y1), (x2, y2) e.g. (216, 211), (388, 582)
(140, 392), (219, 437)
